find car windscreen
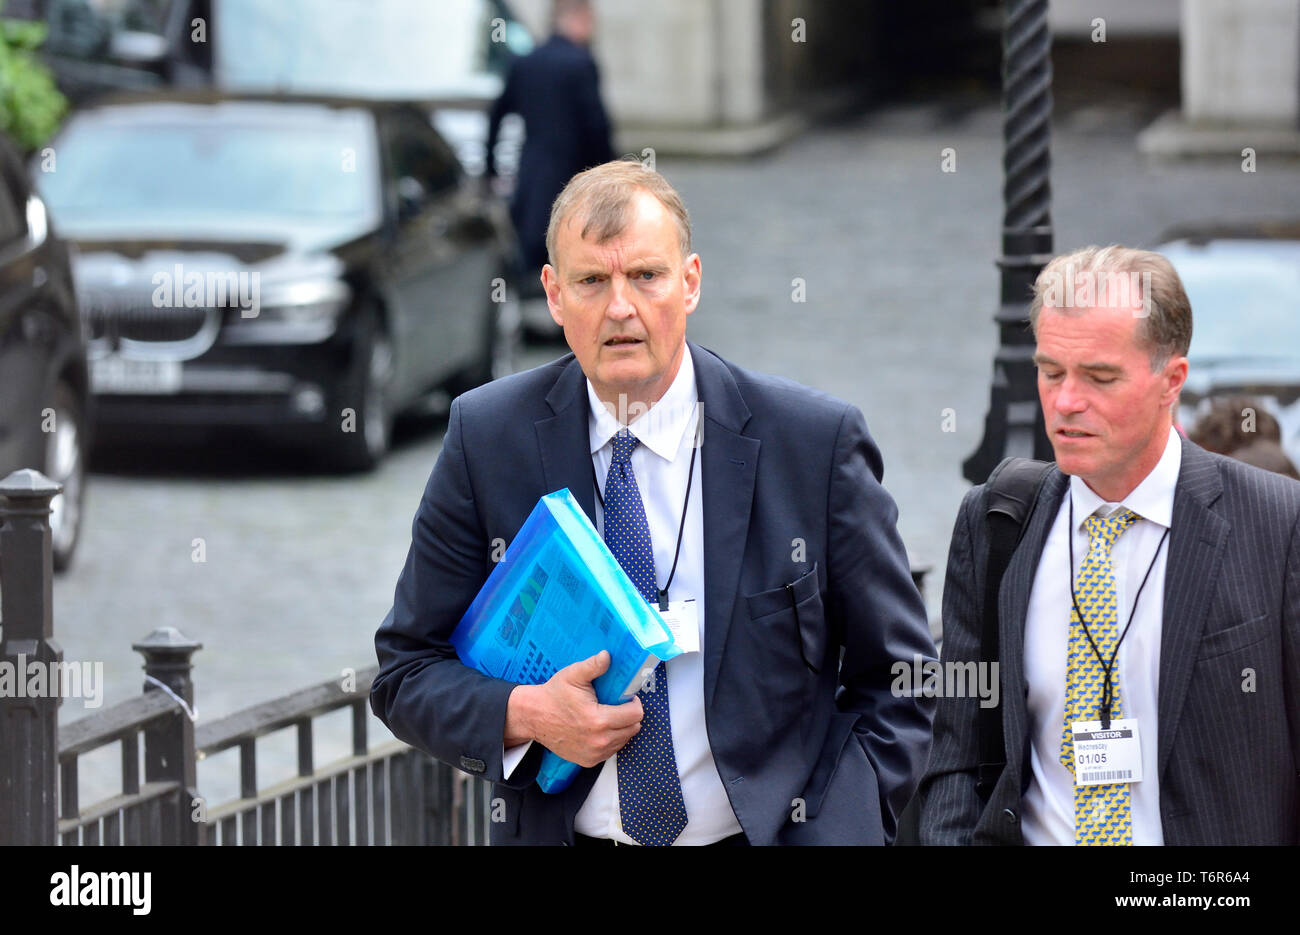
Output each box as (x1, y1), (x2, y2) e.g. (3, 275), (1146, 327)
(1178, 255), (1300, 363)
(35, 110), (379, 228)
(212, 0), (532, 99)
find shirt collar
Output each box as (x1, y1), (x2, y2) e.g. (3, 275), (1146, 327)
(587, 343), (699, 462)
(1069, 425), (1182, 530)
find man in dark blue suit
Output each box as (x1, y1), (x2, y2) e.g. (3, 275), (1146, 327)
(371, 160), (936, 845)
(486, 0), (614, 282)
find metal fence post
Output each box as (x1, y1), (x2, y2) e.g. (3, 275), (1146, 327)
(0, 469), (64, 845)
(133, 627), (203, 844)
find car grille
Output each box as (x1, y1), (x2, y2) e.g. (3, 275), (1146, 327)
(82, 291), (220, 357)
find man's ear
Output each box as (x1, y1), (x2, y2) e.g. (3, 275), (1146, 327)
(541, 264), (564, 327)
(682, 253), (702, 316)
(1162, 355), (1189, 408)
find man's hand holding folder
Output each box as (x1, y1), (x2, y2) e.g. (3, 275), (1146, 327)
(504, 650), (644, 768)
(450, 489), (681, 792)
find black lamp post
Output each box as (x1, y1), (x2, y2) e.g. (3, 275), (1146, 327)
(964, 0), (1057, 483)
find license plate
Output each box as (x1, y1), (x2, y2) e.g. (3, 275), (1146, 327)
(91, 357), (182, 394)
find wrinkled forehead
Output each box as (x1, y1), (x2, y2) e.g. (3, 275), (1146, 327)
(1036, 302), (1151, 354)
(1039, 300), (1146, 332)
(555, 193), (679, 269)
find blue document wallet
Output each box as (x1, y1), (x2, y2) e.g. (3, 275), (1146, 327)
(450, 488), (681, 793)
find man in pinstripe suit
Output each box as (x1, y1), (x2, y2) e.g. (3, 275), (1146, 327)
(918, 246), (1300, 845)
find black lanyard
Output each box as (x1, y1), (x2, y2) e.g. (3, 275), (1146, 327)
(1067, 496), (1169, 730)
(593, 423), (698, 612)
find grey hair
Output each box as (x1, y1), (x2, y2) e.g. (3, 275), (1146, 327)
(1028, 244), (1192, 371)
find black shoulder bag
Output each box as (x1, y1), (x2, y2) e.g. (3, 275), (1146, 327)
(975, 457), (1054, 803)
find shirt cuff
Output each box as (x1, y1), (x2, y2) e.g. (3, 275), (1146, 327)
(503, 741), (533, 779)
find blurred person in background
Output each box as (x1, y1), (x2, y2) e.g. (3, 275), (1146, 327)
(1186, 395), (1282, 456)
(486, 0), (614, 297)
(1187, 395), (1299, 479)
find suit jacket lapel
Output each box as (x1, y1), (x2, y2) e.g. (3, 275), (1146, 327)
(998, 468), (1068, 779)
(1157, 438), (1227, 781)
(535, 354), (598, 527)
(688, 342), (760, 709)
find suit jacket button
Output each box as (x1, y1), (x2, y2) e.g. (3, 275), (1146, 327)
(1002, 808), (1018, 823)
(459, 756), (486, 774)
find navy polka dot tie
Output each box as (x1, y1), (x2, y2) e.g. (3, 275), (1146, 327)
(604, 430), (688, 845)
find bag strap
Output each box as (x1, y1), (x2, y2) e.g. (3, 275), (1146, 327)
(975, 456), (1055, 802)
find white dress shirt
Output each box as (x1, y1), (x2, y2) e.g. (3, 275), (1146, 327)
(1021, 426), (1181, 845)
(505, 345), (742, 844)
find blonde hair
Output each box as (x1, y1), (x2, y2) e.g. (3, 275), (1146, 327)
(546, 158), (692, 268)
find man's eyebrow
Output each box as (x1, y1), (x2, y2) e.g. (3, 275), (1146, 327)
(570, 258), (670, 279)
(626, 257), (670, 272)
(1031, 353), (1122, 374)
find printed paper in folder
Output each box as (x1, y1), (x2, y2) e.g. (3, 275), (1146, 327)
(451, 488), (681, 793)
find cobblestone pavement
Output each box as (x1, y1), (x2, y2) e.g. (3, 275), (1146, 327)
(52, 100), (1300, 804)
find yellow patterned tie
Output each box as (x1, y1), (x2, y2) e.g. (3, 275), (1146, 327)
(1061, 507), (1138, 846)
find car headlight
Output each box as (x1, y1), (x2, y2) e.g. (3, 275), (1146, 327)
(252, 279), (351, 325)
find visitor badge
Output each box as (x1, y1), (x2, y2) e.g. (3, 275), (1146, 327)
(1070, 718), (1143, 787)
(656, 599), (700, 654)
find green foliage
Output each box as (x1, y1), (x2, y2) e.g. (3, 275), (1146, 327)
(0, 4), (68, 150)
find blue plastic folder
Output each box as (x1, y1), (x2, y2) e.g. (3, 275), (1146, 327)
(450, 488), (682, 793)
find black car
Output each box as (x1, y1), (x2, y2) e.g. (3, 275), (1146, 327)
(35, 91), (521, 470)
(19, 0), (531, 180)
(0, 131), (89, 570)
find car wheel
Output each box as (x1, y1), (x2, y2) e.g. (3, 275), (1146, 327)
(46, 381), (87, 572)
(326, 313), (393, 473)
